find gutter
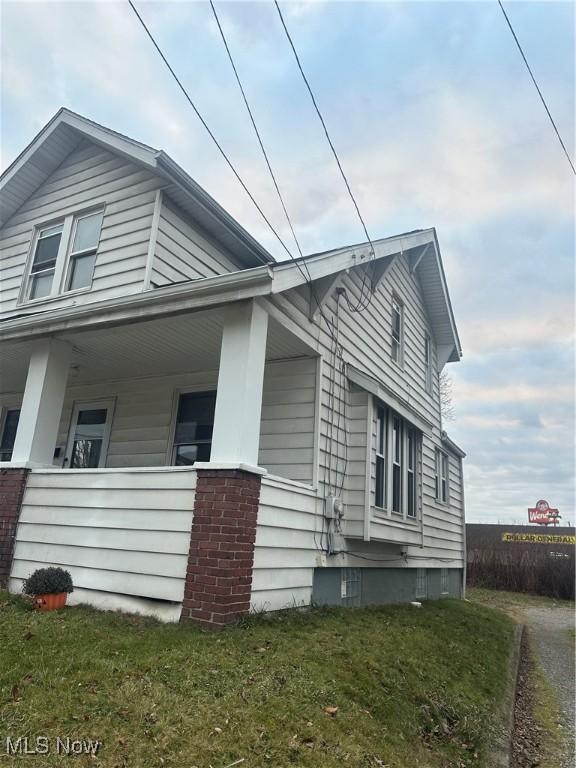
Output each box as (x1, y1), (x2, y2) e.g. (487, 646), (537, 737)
(441, 430), (466, 458)
(156, 153), (274, 266)
(0, 266), (273, 342)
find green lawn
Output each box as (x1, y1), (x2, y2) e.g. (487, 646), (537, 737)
(0, 592), (514, 768)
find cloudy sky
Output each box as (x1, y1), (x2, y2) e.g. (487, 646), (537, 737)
(1, 1), (574, 524)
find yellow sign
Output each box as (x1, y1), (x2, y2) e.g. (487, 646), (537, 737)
(502, 533), (575, 545)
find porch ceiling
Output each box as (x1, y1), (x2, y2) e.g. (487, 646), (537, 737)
(0, 307), (313, 393)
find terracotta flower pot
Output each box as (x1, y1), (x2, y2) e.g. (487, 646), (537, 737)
(34, 593), (68, 611)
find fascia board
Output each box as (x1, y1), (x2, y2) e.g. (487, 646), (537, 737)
(0, 266), (273, 342)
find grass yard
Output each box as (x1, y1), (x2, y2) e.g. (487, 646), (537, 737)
(0, 592), (514, 768)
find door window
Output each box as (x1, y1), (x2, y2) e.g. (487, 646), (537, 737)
(65, 401), (114, 468)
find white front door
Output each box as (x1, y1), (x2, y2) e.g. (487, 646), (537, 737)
(64, 400), (115, 469)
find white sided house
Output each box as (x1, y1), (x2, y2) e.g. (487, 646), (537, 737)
(0, 110), (465, 626)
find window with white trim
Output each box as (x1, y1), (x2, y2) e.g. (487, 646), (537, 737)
(435, 449), (450, 503)
(66, 210), (104, 291)
(0, 408), (20, 462)
(28, 224), (63, 300)
(172, 391), (216, 465)
(424, 334), (433, 393)
(373, 400), (421, 520)
(375, 406), (387, 508)
(22, 208), (104, 303)
(391, 296), (403, 364)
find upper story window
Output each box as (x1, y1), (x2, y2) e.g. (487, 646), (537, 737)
(374, 400), (420, 520)
(0, 408), (20, 461)
(391, 296), (403, 365)
(21, 208), (104, 303)
(435, 449), (450, 504)
(29, 224), (63, 300)
(171, 391), (216, 465)
(424, 334), (433, 393)
(66, 210), (104, 291)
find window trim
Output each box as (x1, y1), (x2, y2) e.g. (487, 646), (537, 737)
(167, 388), (217, 466)
(19, 206), (104, 306)
(424, 334), (433, 394)
(63, 399), (115, 469)
(0, 407), (21, 463)
(415, 568), (427, 599)
(373, 398), (421, 523)
(390, 294), (404, 367)
(64, 209), (105, 293)
(435, 448), (450, 505)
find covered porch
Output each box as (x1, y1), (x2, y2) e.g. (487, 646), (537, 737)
(0, 300), (319, 485)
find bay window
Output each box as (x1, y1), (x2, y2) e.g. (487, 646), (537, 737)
(374, 400), (420, 520)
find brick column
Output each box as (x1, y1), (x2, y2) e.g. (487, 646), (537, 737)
(181, 469), (261, 628)
(0, 468), (29, 589)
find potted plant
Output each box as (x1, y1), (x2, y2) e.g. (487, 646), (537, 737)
(23, 567), (74, 611)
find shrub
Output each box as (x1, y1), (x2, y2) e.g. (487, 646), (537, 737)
(23, 567), (74, 596)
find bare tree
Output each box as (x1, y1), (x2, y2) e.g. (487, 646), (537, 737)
(440, 371), (455, 422)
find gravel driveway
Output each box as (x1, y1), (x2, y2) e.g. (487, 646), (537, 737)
(522, 603), (575, 767)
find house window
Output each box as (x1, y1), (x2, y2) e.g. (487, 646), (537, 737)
(435, 449), (450, 503)
(375, 406), (387, 508)
(373, 400), (421, 520)
(391, 297), (403, 364)
(22, 208), (104, 303)
(0, 409), (20, 461)
(440, 568), (449, 595)
(172, 391), (216, 465)
(28, 224), (63, 300)
(406, 427), (417, 518)
(391, 416), (403, 513)
(424, 334), (433, 393)
(66, 210), (104, 291)
(415, 568), (427, 599)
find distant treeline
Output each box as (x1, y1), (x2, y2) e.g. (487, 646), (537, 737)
(466, 524), (575, 601)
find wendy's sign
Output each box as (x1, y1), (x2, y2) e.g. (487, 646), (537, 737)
(528, 499), (561, 526)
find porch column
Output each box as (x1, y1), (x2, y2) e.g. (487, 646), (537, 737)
(11, 339), (71, 466)
(210, 300), (268, 468)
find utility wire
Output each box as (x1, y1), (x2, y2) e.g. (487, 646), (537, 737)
(273, 1), (377, 311)
(497, 0), (575, 175)
(127, 0), (302, 261)
(209, 0), (308, 269)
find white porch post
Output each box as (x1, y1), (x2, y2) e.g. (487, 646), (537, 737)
(11, 339), (71, 466)
(210, 300), (268, 468)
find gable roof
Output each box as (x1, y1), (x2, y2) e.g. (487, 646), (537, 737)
(0, 108), (274, 268)
(0, 110), (461, 363)
(271, 228), (462, 364)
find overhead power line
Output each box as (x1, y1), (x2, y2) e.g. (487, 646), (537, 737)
(273, 0), (376, 312)
(497, 0), (575, 175)
(127, 0), (300, 261)
(208, 0), (311, 286)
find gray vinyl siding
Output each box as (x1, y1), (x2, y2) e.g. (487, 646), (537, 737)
(267, 252), (464, 565)
(0, 358), (317, 484)
(0, 140), (162, 316)
(150, 197), (242, 287)
(10, 468), (196, 610)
